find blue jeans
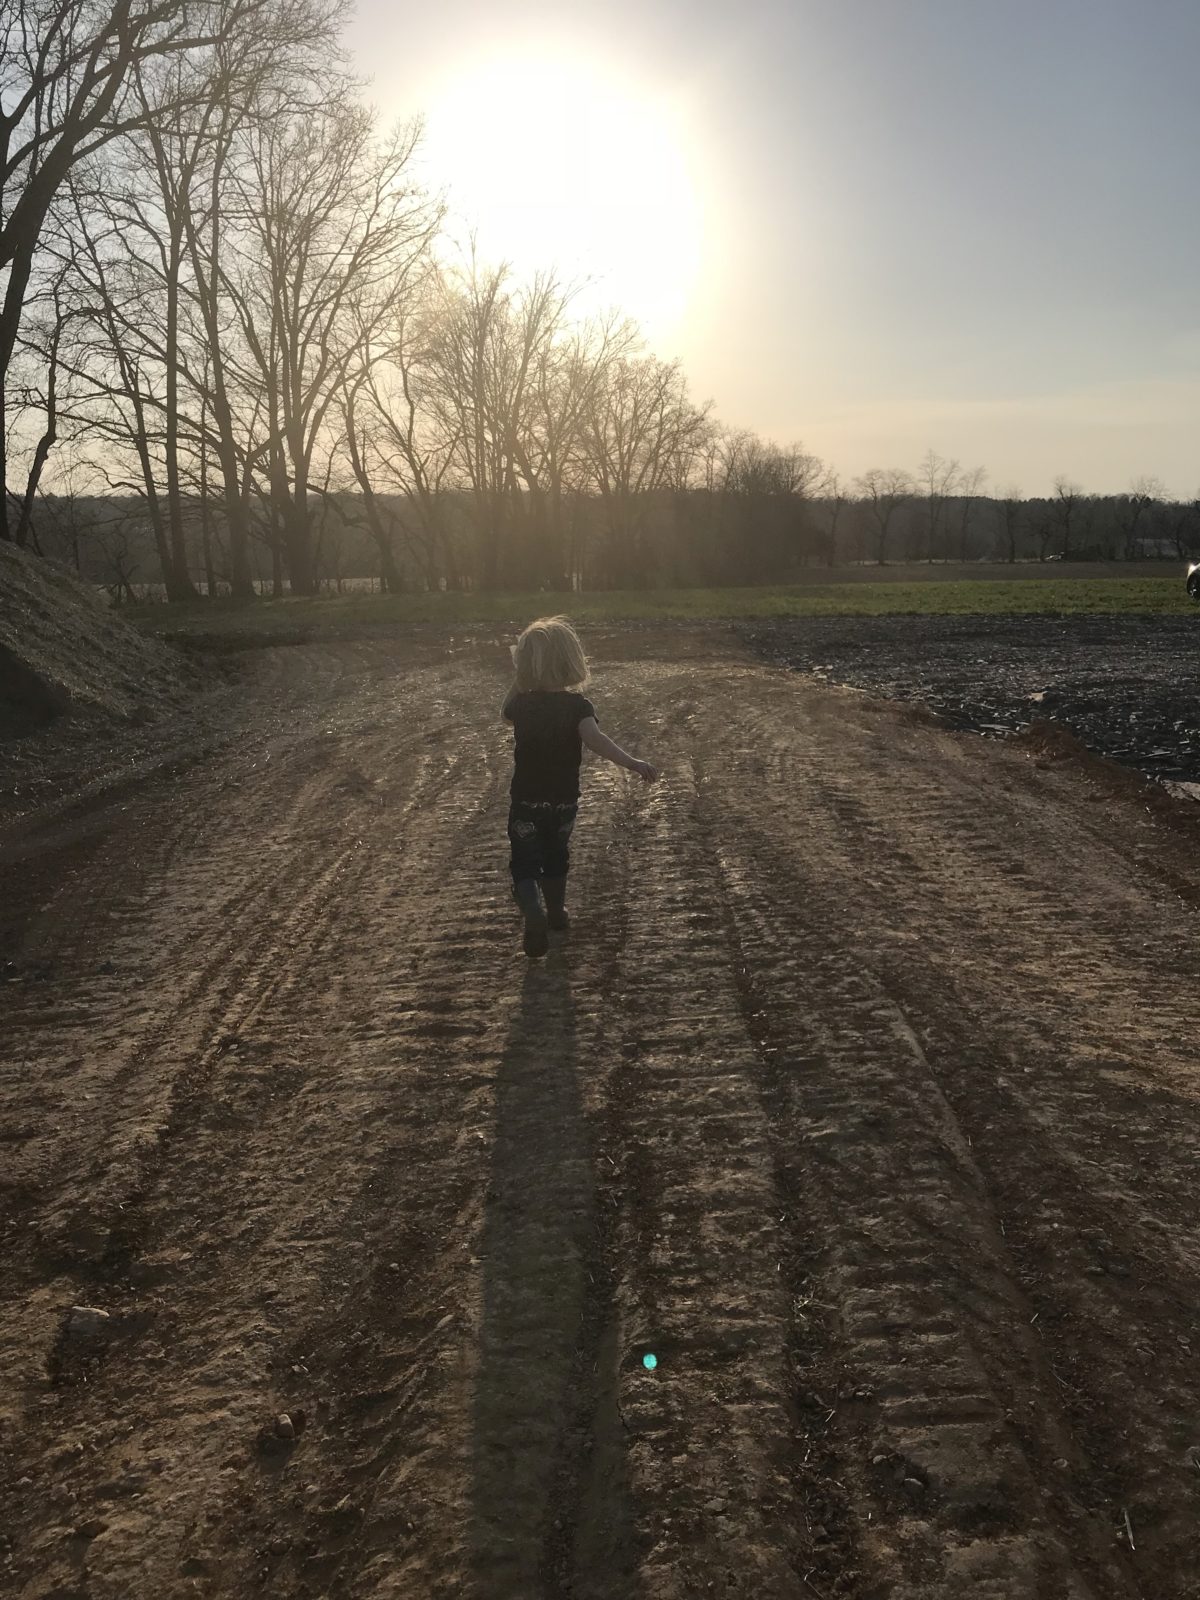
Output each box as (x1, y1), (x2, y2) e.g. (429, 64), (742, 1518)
(508, 799), (577, 885)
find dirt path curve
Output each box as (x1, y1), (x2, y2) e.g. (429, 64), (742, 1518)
(2, 637), (1198, 1600)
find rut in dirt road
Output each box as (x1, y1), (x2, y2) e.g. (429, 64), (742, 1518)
(1, 639), (1198, 1600)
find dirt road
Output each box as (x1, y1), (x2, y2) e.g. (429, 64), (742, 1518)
(2, 636), (1199, 1600)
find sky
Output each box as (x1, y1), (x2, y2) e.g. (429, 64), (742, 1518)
(347, 0), (1200, 497)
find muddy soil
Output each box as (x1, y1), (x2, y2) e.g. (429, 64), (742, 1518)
(738, 614), (1200, 785)
(2, 634), (1199, 1600)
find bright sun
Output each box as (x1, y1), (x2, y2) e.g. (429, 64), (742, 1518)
(421, 50), (706, 345)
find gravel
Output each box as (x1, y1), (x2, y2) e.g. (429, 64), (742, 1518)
(737, 614), (1200, 784)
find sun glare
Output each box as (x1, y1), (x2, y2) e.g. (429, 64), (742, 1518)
(422, 51), (707, 344)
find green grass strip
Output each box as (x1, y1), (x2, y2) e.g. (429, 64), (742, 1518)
(128, 576), (1192, 640)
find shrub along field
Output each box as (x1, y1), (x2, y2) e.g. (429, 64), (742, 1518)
(129, 574), (1190, 641)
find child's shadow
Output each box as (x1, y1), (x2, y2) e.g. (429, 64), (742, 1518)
(469, 955), (634, 1597)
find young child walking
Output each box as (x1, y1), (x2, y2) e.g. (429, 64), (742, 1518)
(502, 616), (659, 958)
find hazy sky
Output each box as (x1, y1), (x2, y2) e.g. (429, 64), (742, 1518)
(348, 0), (1200, 496)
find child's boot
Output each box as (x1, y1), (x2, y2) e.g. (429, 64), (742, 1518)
(513, 879), (549, 958)
(542, 876), (570, 932)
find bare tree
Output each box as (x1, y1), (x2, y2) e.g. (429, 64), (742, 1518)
(65, 178), (181, 586)
(511, 307), (639, 590)
(0, 0), (270, 538)
(1028, 498), (1056, 562)
(227, 104), (438, 594)
(1156, 493), (1199, 561)
(996, 486), (1023, 563)
(820, 469), (847, 567)
(491, 273), (578, 589)
(1052, 475), (1082, 560)
(581, 353), (709, 587)
(23, 441), (91, 564)
(855, 467), (912, 565)
(177, 3), (349, 598)
(6, 229), (93, 548)
(418, 256), (510, 589)
(716, 432), (823, 580)
(1115, 474), (1164, 560)
(917, 447), (959, 562)
(954, 465), (988, 562)
(1075, 492), (1107, 559)
(338, 283), (458, 592)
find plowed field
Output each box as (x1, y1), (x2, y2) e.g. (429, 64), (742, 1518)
(2, 634), (1199, 1600)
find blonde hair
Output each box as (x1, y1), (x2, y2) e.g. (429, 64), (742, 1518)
(511, 615), (589, 693)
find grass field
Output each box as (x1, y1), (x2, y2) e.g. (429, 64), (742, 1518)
(128, 575), (1192, 641)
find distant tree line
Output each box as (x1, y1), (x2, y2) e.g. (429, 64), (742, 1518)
(3, 3), (1199, 599)
(31, 470), (1200, 602)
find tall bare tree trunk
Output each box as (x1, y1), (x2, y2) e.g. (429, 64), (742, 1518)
(163, 220), (198, 600)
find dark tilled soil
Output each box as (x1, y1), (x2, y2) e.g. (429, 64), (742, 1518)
(2, 634), (1199, 1599)
(738, 614), (1200, 784)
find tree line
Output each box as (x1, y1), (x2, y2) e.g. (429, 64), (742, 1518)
(4, 2), (1198, 599)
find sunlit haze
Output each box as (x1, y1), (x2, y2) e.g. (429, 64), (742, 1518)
(351, 0), (1200, 495)
(421, 51), (708, 344)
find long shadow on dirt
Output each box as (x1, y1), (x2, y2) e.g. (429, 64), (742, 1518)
(470, 957), (636, 1599)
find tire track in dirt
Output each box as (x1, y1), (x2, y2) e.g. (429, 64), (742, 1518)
(581, 727), (820, 1600)
(0, 646), (388, 1228)
(4, 643), (1200, 1600)
(1, 727), (436, 1258)
(251, 752), (641, 1600)
(143, 763), (511, 1600)
(811, 767), (1200, 1592)
(244, 767), (533, 1599)
(710, 837), (1119, 1597)
(0, 651), (645, 1600)
(702, 672), (1200, 1598)
(0, 663), (494, 1599)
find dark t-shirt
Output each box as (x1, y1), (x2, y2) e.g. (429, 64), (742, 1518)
(504, 690), (597, 802)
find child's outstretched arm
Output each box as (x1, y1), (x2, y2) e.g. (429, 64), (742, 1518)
(579, 716), (659, 782)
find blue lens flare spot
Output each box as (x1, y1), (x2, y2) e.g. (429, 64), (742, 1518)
(643, 1352), (658, 1370)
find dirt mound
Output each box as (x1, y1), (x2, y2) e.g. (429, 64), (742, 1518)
(0, 542), (190, 736)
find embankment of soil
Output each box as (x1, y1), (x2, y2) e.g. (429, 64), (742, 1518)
(0, 542), (192, 737)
